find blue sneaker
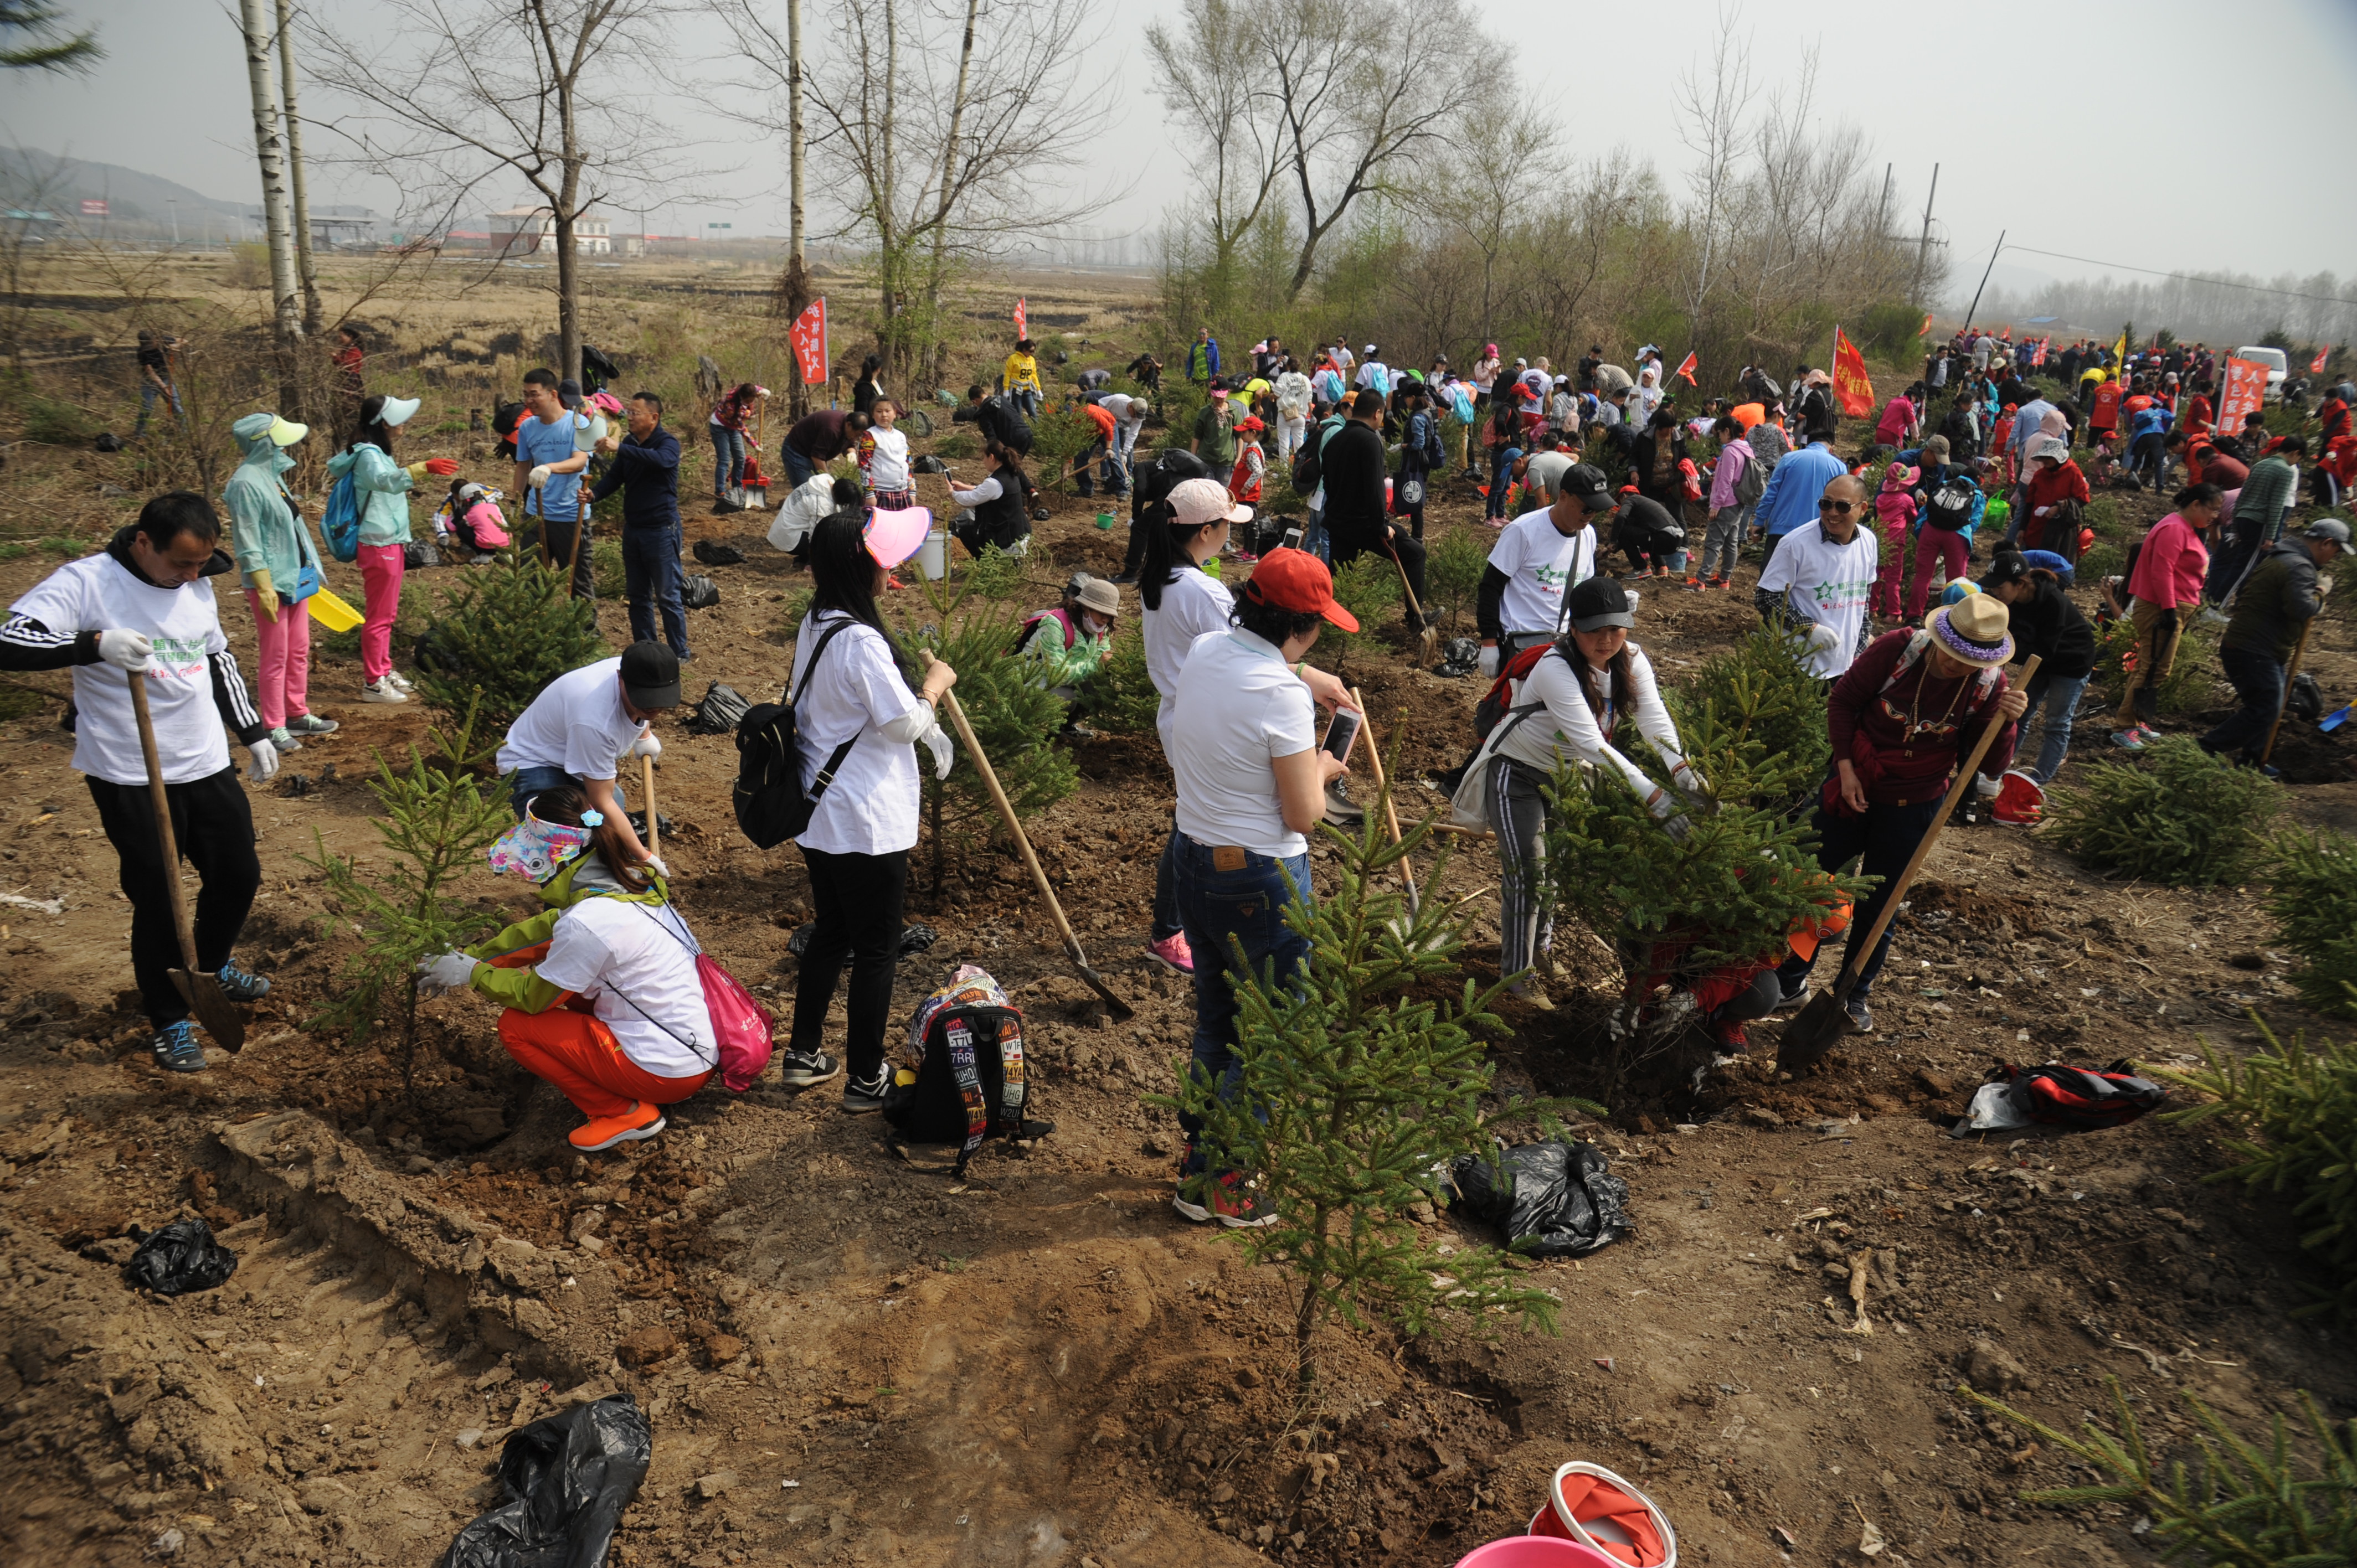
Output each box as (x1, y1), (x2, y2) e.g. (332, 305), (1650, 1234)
(152, 1020), (208, 1073)
(216, 963), (271, 1002)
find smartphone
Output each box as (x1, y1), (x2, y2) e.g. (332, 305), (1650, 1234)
(1321, 709), (1362, 765)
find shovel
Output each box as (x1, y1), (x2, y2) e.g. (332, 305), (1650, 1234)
(1352, 690), (1418, 916)
(1386, 537), (1438, 664)
(1777, 653), (2040, 1075)
(126, 673), (246, 1051)
(2259, 618), (2317, 767)
(640, 752), (660, 860)
(919, 651), (1135, 1021)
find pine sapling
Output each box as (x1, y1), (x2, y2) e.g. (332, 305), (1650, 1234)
(1152, 787), (1566, 1404)
(413, 545), (607, 728)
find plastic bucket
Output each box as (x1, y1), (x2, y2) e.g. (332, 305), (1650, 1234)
(1527, 1461), (1677, 1567)
(306, 587), (363, 633)
(1095, 512), (1115, 530)
(914, 530), (948, 582)
(1455, 1538), (1619, 1568)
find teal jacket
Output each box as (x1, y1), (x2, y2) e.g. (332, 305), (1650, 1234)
(223, 426), (322, 594)
(462, 853), (671, 1014)
(325, 442), (416, 547)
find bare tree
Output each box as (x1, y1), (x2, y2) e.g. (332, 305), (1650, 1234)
(237, 0), (303, 342)
(1145, 0), (1287, 296)
(1418, 117), (1563, 345)
(1670, 6), (1756, 357)
(275, 0), (322, 334)
(306, 0), (684, 383)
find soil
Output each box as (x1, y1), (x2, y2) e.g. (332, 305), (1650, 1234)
(5, 270), (2357, 1566)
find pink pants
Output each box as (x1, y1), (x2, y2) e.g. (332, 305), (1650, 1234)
(244, 588), (312, 730)
(1907, 528), (1969, 620)
(356, 543), (405, 682)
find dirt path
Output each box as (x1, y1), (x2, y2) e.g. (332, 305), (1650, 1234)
(2, 403), (2355, 1567)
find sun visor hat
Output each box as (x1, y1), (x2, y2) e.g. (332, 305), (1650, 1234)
(267, 415), (308, 447)
(864, 504), (932, 570)
(377, 395), (421, 428)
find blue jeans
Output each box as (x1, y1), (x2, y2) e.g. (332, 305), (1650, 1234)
(709, 425), (746, 493)
(622, 522), (689, 657)
(2019, 670), (2088, 785)
(510, 765), (625, 820)
(1151, 827), (1182, 940)
(1172, 833), (1313, 1164)
(1301, 505), (1330, 563)
(779, 444), (815, 490)
(136, 379), (182, 436)
(1487, 447), (1516, 519)
(2201, 646), (2284, 761)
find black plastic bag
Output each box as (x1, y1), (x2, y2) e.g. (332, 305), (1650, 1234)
(788, 921), (936, 964)
(1448, 1141), (1632, 1258)
(692, 539), (745, 567)
(438, 1394), (651, 1568)
(413, 622), (465, 674)
(123, 1219), (238, 1295)
(1435, 637), (1481, 678)
(2290, 672), (2322, 724)
(403, 539), (443, 570)
(682, 574), (721, 610)
(683, 682), (748, 736)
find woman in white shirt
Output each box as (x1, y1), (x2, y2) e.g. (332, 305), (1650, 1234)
(416, 788), (713, 1152)
(1456, 576), (1709, 1006)
(1272, 358), (1313, 470)
(779, 507), (958, 1110)
(1165, 547), (1356, 1227)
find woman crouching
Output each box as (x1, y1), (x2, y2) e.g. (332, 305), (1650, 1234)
(417, 788), (713, 1151)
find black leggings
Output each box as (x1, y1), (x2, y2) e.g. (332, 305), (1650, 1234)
(89, 766), (261, 1029)
(789, 844), (909, 1081)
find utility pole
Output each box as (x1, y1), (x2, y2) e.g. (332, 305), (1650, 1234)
(1911, 163), (1939, 305)
(1963, 229), (2004, 334)
(784, 0), (811, 418)
(236, 0), (302, 341)
(276, 0), (322, 334)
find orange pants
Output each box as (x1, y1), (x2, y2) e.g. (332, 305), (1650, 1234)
(497, 1006), (709, 1120)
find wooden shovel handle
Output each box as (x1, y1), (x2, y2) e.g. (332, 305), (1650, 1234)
(1352, 689), (1417, 913)
(127, 674), (203, 974)
(641, 752), (658, 858)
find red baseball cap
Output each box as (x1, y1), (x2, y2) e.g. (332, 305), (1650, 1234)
(1243, 548), (1358, 631)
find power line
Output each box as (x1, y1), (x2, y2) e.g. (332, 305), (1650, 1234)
(2001, 244), (2354, 308)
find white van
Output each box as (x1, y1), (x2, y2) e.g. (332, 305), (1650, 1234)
(2235, 345), (2289, 400)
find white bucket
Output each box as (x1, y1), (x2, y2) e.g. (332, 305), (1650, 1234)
(915, 530), (949, 581)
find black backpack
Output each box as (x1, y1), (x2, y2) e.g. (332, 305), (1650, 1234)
(1924, 475), (1978, 531)
(1290, 416), (1345, 493)
(884, 978), (1046, 1176)
(1998, 1060), (2165, 1130)
(732, 618), (856, 849)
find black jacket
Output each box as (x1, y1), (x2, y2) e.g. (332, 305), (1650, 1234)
(588, 425), (681, 529)
(2011, 575), (2096, 680)
(1798, 386), (1838, 443)
(1318, 420), (1391, 548)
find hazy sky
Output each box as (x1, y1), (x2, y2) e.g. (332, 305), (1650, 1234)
(11, 0), (2356, 303)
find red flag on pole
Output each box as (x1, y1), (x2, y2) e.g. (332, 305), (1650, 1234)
(1672, 350), (1697, 387)
(2312, 346), (2330, 374)
(1831, 327), (1875, 417)
(1014, 297), (1027, 339)
(1917, 312), (1934, 338)
(790, 297), (829, 385)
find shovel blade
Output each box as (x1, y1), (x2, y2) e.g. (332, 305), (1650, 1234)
(171, 969), (248, 1053)
(1075, 963), (1136, 1022)
(1774, 989), (1849, 1074)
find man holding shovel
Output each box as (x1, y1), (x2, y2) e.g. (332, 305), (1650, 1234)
(1769, 595), (2027, 1035)
(512, 369), (594, 600)
(0, 492), (279, 1072)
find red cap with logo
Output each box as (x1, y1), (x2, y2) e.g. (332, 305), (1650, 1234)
(1242, 548), (1358, 632)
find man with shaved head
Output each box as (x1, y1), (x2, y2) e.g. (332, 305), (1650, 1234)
(1756, 470), (1880, 679)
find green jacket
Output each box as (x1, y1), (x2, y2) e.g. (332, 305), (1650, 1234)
(462, 853), (671, 1013)
(2221, 541), (2324, 663)
(1018, 608), (1109, 689)
(2231, 455), (2297, 533)
(223, 426), (321, 592)
(325, 442), (416, 547)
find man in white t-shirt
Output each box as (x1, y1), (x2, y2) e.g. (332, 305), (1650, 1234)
(497, 642), (680, 865)
(1476, 462), (1610, 673)
(1756, 472), (1879, 678)
(0, 493), (279, 1072)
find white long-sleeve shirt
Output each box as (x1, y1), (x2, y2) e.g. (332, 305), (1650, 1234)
(1490, 643), (1686, 802)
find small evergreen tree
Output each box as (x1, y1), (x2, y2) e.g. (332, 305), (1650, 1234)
(1153, 790), (1567, 1401)
(1320, 552), (1400, 673)
(2046, 736), (2279, 885)
(1423, 524), (1487, 630)
(302, 704), (513, 1097)
(2263, 828), (2357, 1018)
(1668, 622), (1829, 804)
(1078, 626), (1160, 734)
(414, 546), (607, 729)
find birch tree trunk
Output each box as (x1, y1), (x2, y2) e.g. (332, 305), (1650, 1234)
(238, 0), (303, 341)
(784, 0), (811, 417)
(276, 0), (322, 335)
(918, 0), (980, 390)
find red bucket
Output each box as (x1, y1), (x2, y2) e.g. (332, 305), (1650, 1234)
(1527, 1462), (1677, 1567)
(1454, 1538), (1621, 1568)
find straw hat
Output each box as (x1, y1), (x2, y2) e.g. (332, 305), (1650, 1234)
(1923, 594), (2014, 667)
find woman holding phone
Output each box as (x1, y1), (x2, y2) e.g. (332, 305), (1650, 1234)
(1453, 576), (1709, 1007)
(1164, 547), (1359, 1228)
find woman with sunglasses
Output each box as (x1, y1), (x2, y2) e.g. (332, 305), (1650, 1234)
(1756, 472), (1879, 678)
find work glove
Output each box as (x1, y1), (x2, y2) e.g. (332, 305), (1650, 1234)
(250, 569), (278, 622)
(1805, 621), (1842, 658)
(1669, 757), (1718, 813)
(424, 457), (460, 477)
(641, 854), (671, 880)
(630, 732), (663, 759)
(528, 465), (553, 490)
(1477, 643), (1500, 679)
(415, 951), (479, 996)
(98, 629), (153, 672)
(246, 739), (281, 783)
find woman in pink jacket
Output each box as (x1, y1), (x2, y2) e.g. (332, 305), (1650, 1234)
(2109, 482), (2220, 747)
(1874, 385), (1922, 448)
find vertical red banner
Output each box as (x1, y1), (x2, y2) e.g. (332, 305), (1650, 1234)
(1831, 327), (1875, 417)
(2312, 347), (2331, 374)
(790, 297), (828, 385)
(2219, 356), (2270, 434)
(1014, 297), (1027, 339)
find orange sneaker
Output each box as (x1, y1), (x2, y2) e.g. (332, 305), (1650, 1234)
(569, 1101), (666, 1152)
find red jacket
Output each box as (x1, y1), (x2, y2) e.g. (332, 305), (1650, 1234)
(2020, 459), (2090, 549)
(1827, 630), (2016, 808)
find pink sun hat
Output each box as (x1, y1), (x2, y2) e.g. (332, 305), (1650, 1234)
(864, 504), (932, 569)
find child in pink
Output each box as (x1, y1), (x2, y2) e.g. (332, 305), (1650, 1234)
(1871, 461), (1917, 617)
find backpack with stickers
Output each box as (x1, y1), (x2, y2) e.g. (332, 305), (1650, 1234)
(883, 967), (1053, 1175)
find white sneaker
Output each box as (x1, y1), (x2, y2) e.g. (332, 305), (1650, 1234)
(359, 677), (408, 704)
(387, 670), (415, 693)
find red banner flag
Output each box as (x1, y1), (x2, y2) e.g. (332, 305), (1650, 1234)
(1014, 297), (1027, 339)
(2312, 346), (2330, 374)
(2030, 337), (2049, 368)
(1917, 312), (1934, 338)
(1672, 350), (1697, 386)
(2219, 356), (2270, 434)
(1831, 327), (1875, 418)
(790, 297), (828, 385)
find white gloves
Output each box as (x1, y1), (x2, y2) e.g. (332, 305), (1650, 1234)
(246, 739), (280, 783)
(1670, 757), (1717, 811)
(921, 723), (954, 781)
(2034, 505), (2052, 518)
(415, 951), (479, 996)
(99, 630), (153, 672)
(1477, 644), (1500, 679)
(630, 732), (663, 759)
(1805, 621), (1843, 656)
(641, 854), (671, 880)
(528, 465), (553, 490)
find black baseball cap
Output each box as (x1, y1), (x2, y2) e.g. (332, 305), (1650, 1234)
(1557, 463), (1612, 507)
(557, 378), (585, 410)
(1566, 576), (1635, 632)
(620, 641), (681, 708)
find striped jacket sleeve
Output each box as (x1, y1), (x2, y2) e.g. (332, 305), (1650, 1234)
(208, 649), (269, 746)
(0, 614), (98, 672)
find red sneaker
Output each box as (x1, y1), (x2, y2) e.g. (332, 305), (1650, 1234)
(1711, 1019), (1750, 1051)
(1146, 931), (1195, 974)
(1173, 1171), (1278, 1229)
(570, 1100), (665, 1152)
